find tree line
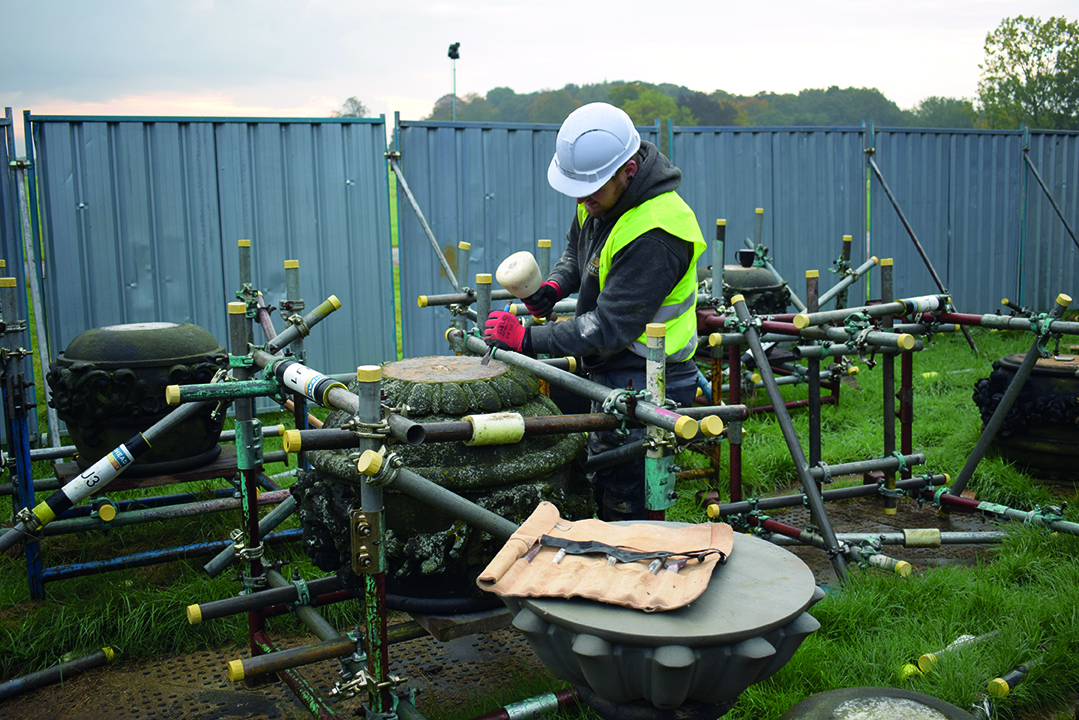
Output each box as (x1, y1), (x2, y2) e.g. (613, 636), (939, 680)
(335, 16), (1073, 131)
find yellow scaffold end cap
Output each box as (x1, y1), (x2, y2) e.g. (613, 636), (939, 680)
(1056, 293), (1072, 307)
(917, 654), (938, 672)
(843, 235), (852, 242)
(237, 239), (251, 247)
(0, 278), (16, 288)
(228, 659), (245, 683)
(706, 503), (721, 519)
(717, 219), (726, 226)
(708, 333), (723, 347)
(900, 664), (922, 680)
(730, 294), (746, 306)
(357, 449), (383, 477)
(103, 647), (116, 662)
(476, 273), (492, 285)
(227, 301), (246, 315)
(870, 256), (880, 265)
(988, 677), (1011, 698)
(165, 385), (182, 406)
(538, 239), (551, 248)
(806, 270), (819, 278)
(356, 365), (381, 382)
(699, 415), (725, 438)
(282, 429), (302, 453)
(895, 560), (912, 577)
(459, 241), (471, 250)
(755, 208), (764, 214)
(97, 503), (117, 522)
(881, 257), (894, 266)
(751, 372), (762, 384)
(847, 365), (860, 376)
(327, 295), (342, 310)
(646, 323), (666, 338)
(284, 259), (299, 269)
(674, 415), (698, 441)
(793, 314), (810, 329)
(897, 334), (916, 351)
(566, 357), (577, 373)
(186, 604), (202, 625)
(417, 295), (428, 307)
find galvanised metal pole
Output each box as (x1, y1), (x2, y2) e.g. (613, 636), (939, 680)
(881, 258), (897, 515)
(709, 472), (943, 517)
(1022, 147), (1079, 252)
(730, 294), (848, 582)
(203, 496), (298, 577)
(0, 491), (292, 544)
(355, 366), (392, 714)
(0, 647), (116, 701)
(922, 311), (1079, 336)
(417, 288), (513, 308)
(833, 235), (853, 310)
(728, 343), (743, 503)
(189, 574), (343, 625)
(948, 293), (1072, 498)
(450, 330), (700, 440)
(918, 488), (1079, 538)
(645, 324), (671, 519)
(476, 273), (493, 331)
(229, 301), (267, 671)
(819, 255), (878, 309)
(41, 529), (299, 583)
(867, 155), (977, 353)
(455, 242), (472, 336)
(389, 157), (459, 291)
(767, 530), (1006, 547)
(791, 295), (949, 329)
(357, 451), (518, 540)
(712, 219), (726, 301)
(265, 295), (343, 355)
(284, 259), (310, 471)
(806, 270), (821, 468)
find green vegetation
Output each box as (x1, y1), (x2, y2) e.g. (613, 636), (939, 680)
(415, 14), (1076, 132)
(978, 15), (1079, 131)
(2, 328), (1078, 720)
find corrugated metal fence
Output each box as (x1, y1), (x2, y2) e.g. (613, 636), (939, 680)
(2, 112), (1075, 429)
(400, 122), (1077, 358)
(29, 115), (395, 377)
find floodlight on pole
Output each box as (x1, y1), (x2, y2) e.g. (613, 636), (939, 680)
(448, 42), (460, 121)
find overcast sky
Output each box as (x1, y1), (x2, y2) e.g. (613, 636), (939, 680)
(2, 0), (1075, 136)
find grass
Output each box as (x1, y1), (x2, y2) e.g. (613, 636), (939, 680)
(2, 316), (1078, 719)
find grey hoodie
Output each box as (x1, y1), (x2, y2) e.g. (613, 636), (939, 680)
(528, 141), (697, 378)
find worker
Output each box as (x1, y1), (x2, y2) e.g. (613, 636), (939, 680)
(484, 102), (706, 521)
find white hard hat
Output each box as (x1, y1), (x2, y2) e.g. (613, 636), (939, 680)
(547, 103), (641, 198)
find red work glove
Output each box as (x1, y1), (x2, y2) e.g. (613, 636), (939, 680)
(522, 281), (561, 319)
(484, 310), (527, 353)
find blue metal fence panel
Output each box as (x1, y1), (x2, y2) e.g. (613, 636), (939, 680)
(871, 130), (958, 305)
(1023, 131), (1079, 312)
(946, 130), (1024, 313)
(396, 119), (660, 359)
(31, 116), (393, 381)
(672, 127), (867, 305)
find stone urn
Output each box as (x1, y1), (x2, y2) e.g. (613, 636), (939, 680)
(294, 355), (593, 604)
(972, 352), (1079, 479)
(46, 322), (227, 474)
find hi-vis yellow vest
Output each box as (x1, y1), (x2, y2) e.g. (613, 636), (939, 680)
(577, 192), (706, 362)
